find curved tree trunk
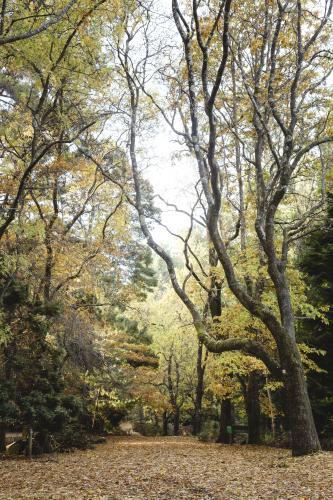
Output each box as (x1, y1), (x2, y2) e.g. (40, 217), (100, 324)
(124, 6), (322, 455)
(208, 216), (321, 455)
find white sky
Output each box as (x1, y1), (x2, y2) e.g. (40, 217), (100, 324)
(143, 124), (201, 247)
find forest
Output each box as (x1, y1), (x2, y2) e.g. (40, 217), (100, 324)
(0, 0), (333, 498)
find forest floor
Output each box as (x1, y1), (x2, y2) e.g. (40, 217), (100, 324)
(0, 436), (333, 499)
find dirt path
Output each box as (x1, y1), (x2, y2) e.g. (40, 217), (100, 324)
(0, 436), (332, 499)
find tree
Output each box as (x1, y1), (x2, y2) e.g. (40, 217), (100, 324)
(0, 0), (78, 46)
(0, 0), (166, 455)
(0, 0), (108, 239)
(111, 0), (333, 455)
(143, 285), (199, 435)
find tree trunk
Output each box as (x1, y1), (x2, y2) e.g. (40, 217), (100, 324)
(265, 377), (276, 440)
(280, 337), (321, 456)
(173, 407), (180, 436)
(0, 422), (6, 453)
(153, 412), (159, 434)
(28, 428), (33, 459)
(193, 391), (203, 435)
(245, 372), (262, 444)
(193, 342), (205, 435)
(217, 399), (232, 444)
(162, 411), (168, 436)
(43, 233), (53, 302)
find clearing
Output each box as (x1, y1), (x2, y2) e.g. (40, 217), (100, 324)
(0, 436), (332, 499)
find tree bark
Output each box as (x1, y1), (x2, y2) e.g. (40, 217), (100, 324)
(173, 407), (180, 436)
(217, 399), (232, 444)
(265, 378), (276, 440)
(43, 235), (53, 302)
(279, 337), (320, 456)
(162, 411), (168, 436)
(193, 341), (205, 435)
(244, 372), (262, 444)
(0, 422), (6, 453)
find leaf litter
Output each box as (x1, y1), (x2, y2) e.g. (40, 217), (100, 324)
(0, 436), (332, 499)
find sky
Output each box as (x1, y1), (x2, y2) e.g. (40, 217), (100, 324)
(142, 123), (202, 248)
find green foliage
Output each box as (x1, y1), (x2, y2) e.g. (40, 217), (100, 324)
(133, 421), (160, 436)
(298, 194), (333, 436)
(198, 420), (219, 442)
(131, 249), (158, 300)
(0, 379), (19, 427)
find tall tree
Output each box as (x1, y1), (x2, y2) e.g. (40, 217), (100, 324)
(111, 0), (333, 455)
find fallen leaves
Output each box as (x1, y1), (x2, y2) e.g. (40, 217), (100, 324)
(0, 436), (332, 499)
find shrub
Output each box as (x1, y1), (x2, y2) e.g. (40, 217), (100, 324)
(133, 421), (160, 436)
(198, 420), (219, 442)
